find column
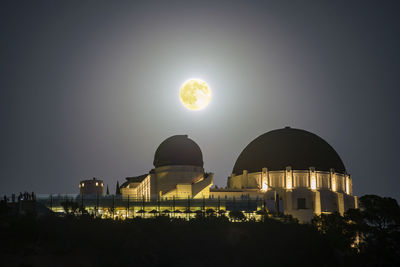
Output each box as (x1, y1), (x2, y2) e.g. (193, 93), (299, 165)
(284, 190), (293, 215)
(285, 166), (293, 190)
(242, 170), (248, 189)
(309, 167), (316, 190)
(337, 192), (344, 216)
(261, 168), (268, 191)
(330, 169), (336, 192)
(314, 190), (321, 215)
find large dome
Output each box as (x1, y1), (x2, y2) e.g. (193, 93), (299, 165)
(232, 127), (346, 174)
(153, 135), (204, 168)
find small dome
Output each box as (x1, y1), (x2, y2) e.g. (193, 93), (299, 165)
(232, 127), (346, 174)
(153, 135), (203, 168)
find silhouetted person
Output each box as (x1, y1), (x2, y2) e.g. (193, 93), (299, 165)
(31, 192), (35, 201)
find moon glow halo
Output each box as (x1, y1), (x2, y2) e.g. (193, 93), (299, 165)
(179, 79), (212, 111)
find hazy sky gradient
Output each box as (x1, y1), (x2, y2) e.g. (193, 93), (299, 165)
(1, 1), (399, 200)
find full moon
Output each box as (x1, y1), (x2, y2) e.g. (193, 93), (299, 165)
(179, 79), (212, 111)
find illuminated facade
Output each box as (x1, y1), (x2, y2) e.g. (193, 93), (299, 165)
(212, 127), (358, 222)
(116, 128), (357, 222)
(120, 135), (213, 200)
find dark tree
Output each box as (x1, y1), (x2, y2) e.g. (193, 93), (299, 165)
(115, 181), (121, 195)
(60, 199), (70, 214)
(359, 194), (400, 232)
(106, 185), (109, 195)
(70, 201), (79, 214)
(312, 212), (355, 252)
(312, 195), (400, 266)
(206, 208), (216, 216)
(357, 195), (400, 266)
(229, 210), (246, 222)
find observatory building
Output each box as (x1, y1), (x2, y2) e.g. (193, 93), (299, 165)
(212, 127), (358, 222)
(118, 128), (357, 222)
(120, 135), (213, 200)
(79, 178), (104, 196)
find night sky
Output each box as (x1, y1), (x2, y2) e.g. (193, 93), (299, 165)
(1, 1), (399, 200)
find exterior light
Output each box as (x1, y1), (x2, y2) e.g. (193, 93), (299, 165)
(286, 180), (292, 190)
(96, 182), (98, 186)
(332, 177), (336, 192)
(261, 168), (268, 192)
(309, 167), (316, 190)
(310, 173), (316, 190)
(311, 179), (316, 190)
(82, 183), (85, 187)
(285, 167), (292, 189)
(330, 169), (336, 192)
(262, 182), (268, 191)
(286, 173), (292, 189)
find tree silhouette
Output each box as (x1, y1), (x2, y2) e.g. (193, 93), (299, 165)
(1, 193), (400, 266)
(357, 195), (400, 265)
(61, 199), (79, 215)
(106, 185), (109, 195)
(61, 201), (68, 214)
(115, 181), (121, 195)
(312, 212), (354, 252)
(359, 194), (400, 232)
(229, 210), (246, 222)
(312, 194), (400, 266)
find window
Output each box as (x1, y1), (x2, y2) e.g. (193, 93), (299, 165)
(297, 198), (306, 209)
